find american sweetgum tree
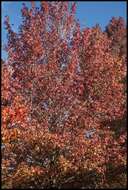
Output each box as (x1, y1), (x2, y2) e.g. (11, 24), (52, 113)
(2, 2), (127, 189)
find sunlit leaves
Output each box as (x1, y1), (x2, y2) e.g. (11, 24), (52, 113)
(2, 1), (126, 189)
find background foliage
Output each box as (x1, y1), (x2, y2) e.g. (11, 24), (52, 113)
(2, 2), (127, 189)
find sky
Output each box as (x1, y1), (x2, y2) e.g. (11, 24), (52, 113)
(1, 1), (127, 60)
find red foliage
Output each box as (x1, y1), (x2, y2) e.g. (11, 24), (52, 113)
(2, 2), (127, 189)
(105, 17), (127, 57)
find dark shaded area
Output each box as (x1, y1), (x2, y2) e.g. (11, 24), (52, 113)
(105, 17), (127, 57)
(101, 113), (127, 138)
(3, 165), (127, 189)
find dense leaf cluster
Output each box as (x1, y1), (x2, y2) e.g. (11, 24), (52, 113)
(2, 2), (127, 189)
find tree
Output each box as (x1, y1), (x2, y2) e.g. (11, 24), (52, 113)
(2, 2), (127, 188)
(105, 17), (127, 57)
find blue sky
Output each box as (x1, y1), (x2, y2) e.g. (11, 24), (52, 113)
(2, 1), (127, 60)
